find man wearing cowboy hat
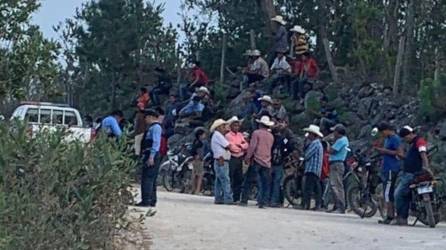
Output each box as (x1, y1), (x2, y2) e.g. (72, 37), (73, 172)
(210, 119), (234, 205)
(271, 15), (289, 60)
(244, 116), (275, 208)
(301, 125), (324, 210)
(290, 25), (308, 57)
(225, 116), (249, 203)
(245, 49), (270, 84)
(270, 48), (292, 94)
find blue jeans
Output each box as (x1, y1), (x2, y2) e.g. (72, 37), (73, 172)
(394, 172), (415, 219)
(270, 165), (284, 205)
(141, 154), (161, 206)
(214, 160), (233, 203)
(241, 164), (258, 203)
(256, 163), (271, 206)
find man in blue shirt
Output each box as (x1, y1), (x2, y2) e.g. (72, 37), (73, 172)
(375, 122), (402, 224)
(179, 95), (205, 118)
(302, 125), (324, 210)
(101, 110), (124, 138)
(328, 124), (349, 213)
(136, 109), (162, 207)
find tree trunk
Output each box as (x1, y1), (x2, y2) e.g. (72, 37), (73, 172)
(249, 29), (256, 50)
(402, 0), (415, 93)
(219, 33), (227, 85)
(259, 0), (276, 44)
(393, 36), (405, 96)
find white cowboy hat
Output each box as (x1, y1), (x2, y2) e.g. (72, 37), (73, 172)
(197, 86), (210, 95)
(227, 116), (243, 124)
(271, 15), (287, 25)
(257, 95), (273, 104)
(251, 49), (261, 56)
(256, 116), (275, 127)
(303, 124), (324, 138)
(210, 119), (228, 133)
(290, 25), (306, 34)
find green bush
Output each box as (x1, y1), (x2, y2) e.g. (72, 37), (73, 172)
(0, 122), (135, 250)
(419, 74), (446, 121)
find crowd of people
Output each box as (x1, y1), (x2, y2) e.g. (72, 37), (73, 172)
(96, 15), (433, 227)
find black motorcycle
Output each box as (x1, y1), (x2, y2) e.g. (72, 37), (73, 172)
(161, 143), (193, 193)
(283, 153), (305, 207)
(201, 152), (215, 196)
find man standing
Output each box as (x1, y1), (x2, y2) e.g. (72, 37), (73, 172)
(245, 116), (275, 208)
(374, 122), (402, 224)
(136, 109), (162, 207)
(210, 119), (233, 205)
(393, 126), (431, 226)
(101, 110), (124, 138)
(270, 15), (288, 63)
(327, 124), (349, 214)
(302, 125), (324, 210)
(225, 117), (249, 203)
(270, 126), (292, 207)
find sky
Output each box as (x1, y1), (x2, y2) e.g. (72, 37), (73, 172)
(32, 0), (183, 41)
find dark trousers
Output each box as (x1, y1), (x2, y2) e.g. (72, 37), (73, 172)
(229, 156), (244, 202)
(256, 164), (271, 207)
(141, 155), (161, 206)
(269, 74), (290, 94)
(302, 172), (322, 210)
(270, 165), (284, 205)
(241, 164), (258, 203)
(247, 73), (265, 84)
(292, 78), (313, 100)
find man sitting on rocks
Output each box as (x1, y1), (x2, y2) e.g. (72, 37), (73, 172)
(290, 51), (319, 101)
(271, 99), (289, 124)
(244, 50), (269, 85)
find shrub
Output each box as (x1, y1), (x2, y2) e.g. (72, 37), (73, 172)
(0, 122), (135, 250)
(418, 74), (446, 121)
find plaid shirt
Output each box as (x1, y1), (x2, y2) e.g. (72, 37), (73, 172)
(304, 139), (323, 177)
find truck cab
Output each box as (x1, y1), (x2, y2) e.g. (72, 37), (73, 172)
(11, 102), (93, 143)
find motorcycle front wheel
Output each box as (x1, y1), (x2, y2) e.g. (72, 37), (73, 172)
(418, 194), (438, 228)
(347, 186), (378, 218)
(284, 175), (302, 206)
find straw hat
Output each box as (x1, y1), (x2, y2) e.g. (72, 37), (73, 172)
(303, 125), (324, 138)
(256, 116), (275, 127)
(290, 25), (306, 34)
(210, 119), (228, 132)
(257, 95), (273, 104)
(271, 15), (287, 25)
(227, 116), (243, 125)
(197, 86), (210, 95)
(251, 49), (261, 56)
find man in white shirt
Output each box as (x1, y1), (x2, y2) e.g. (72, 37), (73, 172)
(210, 119), (234, 205)
(245, 50), (270, 84)
(270, 49), (291, 93)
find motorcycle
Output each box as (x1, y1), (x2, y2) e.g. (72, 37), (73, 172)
(283, 151), (305, 207)
(201, 152), (215, 196)
(346, 150), (383, 218)
(409, 173), (443, 228)
(160, 143), (194, 193)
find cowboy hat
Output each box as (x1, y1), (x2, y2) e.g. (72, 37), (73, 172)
(303, 124), (324, 138)
(290, 25), (306, 34)
(227, 116), (243, 124)
(271, 15), (286, 25)
(251, 49), (261, 56)
(256, 116), (275, 127)
(257, 95), (273, 104)
(197, 86), (210, 95)
(210, 119), (228, 132)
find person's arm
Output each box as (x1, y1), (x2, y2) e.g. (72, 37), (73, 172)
(245, 132), (258, 163)
(149, 125), (162, 165)
(240, 135), (249, 150)
(111, 119), (123, 137)
(190, 71), (199, 87)
(329, 139), (343, 154)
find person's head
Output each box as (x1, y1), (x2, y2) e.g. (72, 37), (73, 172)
(256, 116), (275, 129)
(258, 95), (273, 108)
(276, 51), (285, 59)
(398, 126), (416, 143)
(139, 87), (148, 96)
(144, 109), (160, 125)
(271, 15), (286, 28)
(304, 124), (323, 141)
(377, 122), (396, 137)
(169, 93), (177, 102)
(211, 119), (228, 134)
(272, 99), (281, 110)
(332, 124), (347, 139)
(194, 128), (207, 141)
(111, 110), (124, 123)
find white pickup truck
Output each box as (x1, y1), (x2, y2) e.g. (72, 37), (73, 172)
(10, 102), (94, 143)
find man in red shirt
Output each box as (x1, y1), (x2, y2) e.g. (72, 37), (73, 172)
(190, 61), (209, 88)
(290, 52), (319, 100)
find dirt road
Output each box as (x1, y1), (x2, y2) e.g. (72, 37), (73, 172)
(142, 191), (446, 250)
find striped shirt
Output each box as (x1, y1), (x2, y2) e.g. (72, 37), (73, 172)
(304, 139), (323, 177)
